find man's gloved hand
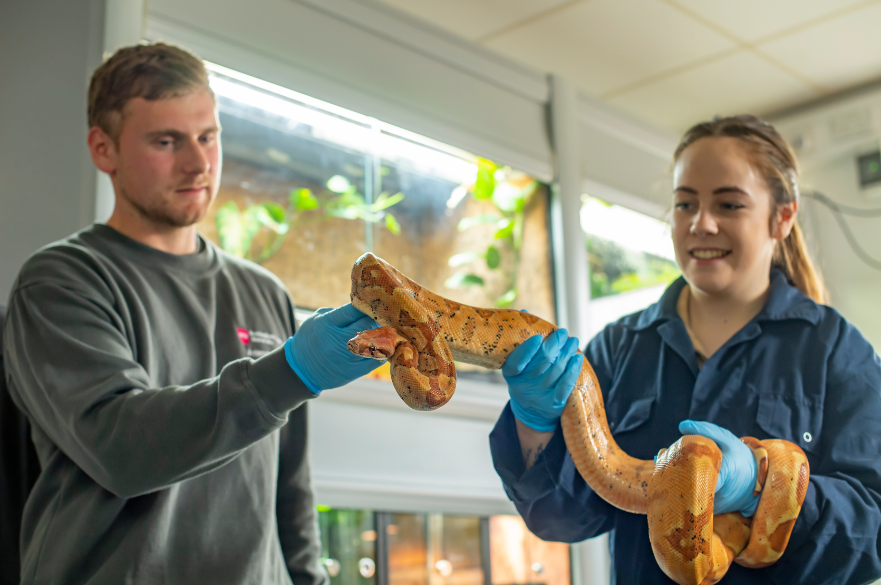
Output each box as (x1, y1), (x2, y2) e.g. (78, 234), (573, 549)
(284, 303), (380, 393)
(502, 328), (583, 432)
(678, 420), (759, 516)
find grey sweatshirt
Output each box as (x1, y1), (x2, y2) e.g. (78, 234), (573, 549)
(2, 224), (328, 585)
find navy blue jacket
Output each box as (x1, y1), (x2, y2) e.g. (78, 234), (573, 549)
(491, 271), (881, 585)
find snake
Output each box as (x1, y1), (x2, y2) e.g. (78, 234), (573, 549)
(348, 252), (810, 585)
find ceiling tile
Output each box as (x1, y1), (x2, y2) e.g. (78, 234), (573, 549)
(370, 0), (576, 42)
(670, 0), (871, 42)
(607, 50), (819, 134)
(482, 0), (735, 96)
(758, 2), (881, 92)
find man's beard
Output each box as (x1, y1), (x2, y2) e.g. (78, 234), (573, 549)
(125, 189), (209, 228)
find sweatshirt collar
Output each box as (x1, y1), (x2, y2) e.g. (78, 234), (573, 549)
(90, 223), (220, 275)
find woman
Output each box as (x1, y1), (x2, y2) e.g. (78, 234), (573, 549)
(490, 115), (881, 584)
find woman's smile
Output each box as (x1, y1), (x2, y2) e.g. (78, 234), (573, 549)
(689, 247), (731, 262)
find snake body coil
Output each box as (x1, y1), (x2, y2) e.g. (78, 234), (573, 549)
(349, 253), (809, 585)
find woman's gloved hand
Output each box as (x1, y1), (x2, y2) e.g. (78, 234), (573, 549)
(502, 328), (583, 432)
(284, 303), (380, 393)
(678, 420), (760, 516)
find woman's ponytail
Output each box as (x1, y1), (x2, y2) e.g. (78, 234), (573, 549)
(772, 221), (827, 304)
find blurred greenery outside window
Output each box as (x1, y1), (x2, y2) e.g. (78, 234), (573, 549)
(581, 195), (680, 338)
(200, 64), (556, 382)
(316, 507), (569, 585)
(581, 195), (679, 300)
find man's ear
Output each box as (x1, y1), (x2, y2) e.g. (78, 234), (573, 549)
(87, 126), (117, 175)
(773, 201), (798, 241)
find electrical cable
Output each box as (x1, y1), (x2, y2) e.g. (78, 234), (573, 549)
(804, 190), (881, 217)
(803, 190), (881, 271)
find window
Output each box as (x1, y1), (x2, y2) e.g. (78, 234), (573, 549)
(581, 195), (680, 338)
(317, 508), (569, 585)
(199, 64), (556, 380)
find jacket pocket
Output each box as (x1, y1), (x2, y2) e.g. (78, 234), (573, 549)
(756, 393), (823, 454)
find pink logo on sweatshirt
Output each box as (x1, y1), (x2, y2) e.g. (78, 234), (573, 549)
(236, 328), (251, 345)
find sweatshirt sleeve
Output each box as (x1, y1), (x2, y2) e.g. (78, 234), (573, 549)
(4, 280), (316, 499)
(764, 321), (881, 584)
(488, 324), (623, 542)
(276, 404), (329, 585)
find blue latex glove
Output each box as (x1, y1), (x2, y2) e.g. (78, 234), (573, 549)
(284, 303), (380, 393)
(679, 420), (759, 516)
(502, 328), (583, 432)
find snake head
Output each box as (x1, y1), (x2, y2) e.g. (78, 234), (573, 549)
(347, 327), (410, 360)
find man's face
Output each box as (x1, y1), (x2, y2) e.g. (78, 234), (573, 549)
(110, 90), (222, 229)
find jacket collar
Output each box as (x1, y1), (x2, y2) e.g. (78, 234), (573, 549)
(629, 268), (821, 332)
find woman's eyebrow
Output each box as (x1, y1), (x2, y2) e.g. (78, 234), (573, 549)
(713, 186), (749, 196)
(674, 186), (698, 194)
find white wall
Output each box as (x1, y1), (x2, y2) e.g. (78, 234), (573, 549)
(773, 96), (881, 349)
(799, 158), (881, 348)
(0, 0), (105, 303)
(310, 378), (514, 515)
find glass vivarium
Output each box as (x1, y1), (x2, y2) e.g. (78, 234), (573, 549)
(198, 65), (556, 378)
(317, 508), (570, 585)
(201, 65), (554, 319)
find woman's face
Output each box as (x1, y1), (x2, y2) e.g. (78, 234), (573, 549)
(671, 137), (793, 299)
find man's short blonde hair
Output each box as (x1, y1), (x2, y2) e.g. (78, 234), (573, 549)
(87, 42), (214, 142)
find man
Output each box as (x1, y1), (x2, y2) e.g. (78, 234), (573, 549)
(3, 42), (378, 584)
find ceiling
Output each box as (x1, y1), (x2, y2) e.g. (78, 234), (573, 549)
(367, 0), (881, 135)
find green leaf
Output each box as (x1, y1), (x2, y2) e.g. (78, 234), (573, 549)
(491, 182), (520, 212)
(324, 190), (368, 220)
(336, 191), (366, 208)
(251, 205), (288, 235)
(385, 213), (401, 235)
(217, 204), (264, 260)
(261, 202), (287, 224)
(495, 289), (517, 307)
(494, 218), (514, 239)
(291, 188), (318, 211)
(444, 272), (485, 288)
(473, 158), (497, 200)
(492, 178), (538, 213)
(448, 252), (480, 267)
(516, 180), (538, 211)
(457, 214), (501, 231)
(326, 175), (353, 193)
(371, 191), (404, 212)
(485, 245), (501, 269)
(325, 205), (362, 220)
(242, 206), (268, 241)
(215, 201), (246, 257)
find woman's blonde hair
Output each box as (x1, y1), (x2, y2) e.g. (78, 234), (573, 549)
(673, 115), (828, 304)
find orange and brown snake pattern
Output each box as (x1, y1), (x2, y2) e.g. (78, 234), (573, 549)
(348, 252), (810, 585)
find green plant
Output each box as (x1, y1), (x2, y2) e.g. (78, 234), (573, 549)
(587, 235), (680, 299)
(444, 158), (538, 307)
(215, 174), (403, 263)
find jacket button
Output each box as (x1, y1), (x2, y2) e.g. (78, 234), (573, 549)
(803, 432), (812, 443)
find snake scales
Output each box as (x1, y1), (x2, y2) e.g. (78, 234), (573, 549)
(348, 252), (809, 585)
